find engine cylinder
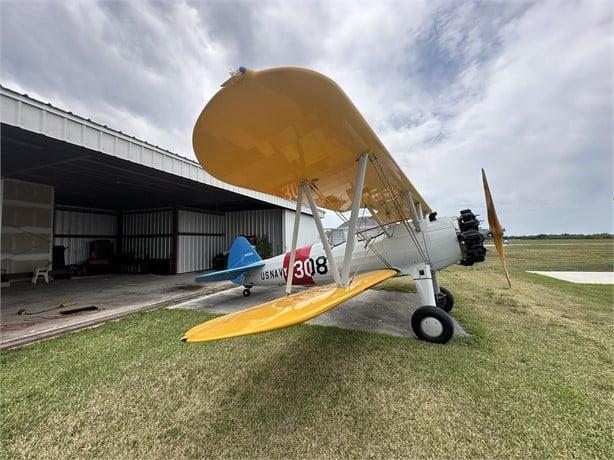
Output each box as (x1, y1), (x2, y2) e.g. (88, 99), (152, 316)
(457, 210), (486, 266)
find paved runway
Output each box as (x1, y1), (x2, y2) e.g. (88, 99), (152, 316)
(527, 271), (614, 284)
(172, 285), (468, 339)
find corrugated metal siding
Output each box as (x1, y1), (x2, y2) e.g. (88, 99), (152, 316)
(282, 210), (320, 252)
(122, 209), (171, 236)
(122, 209), (172, 259)
(329, 228), (347, 246)
(327, 227), (382, 247)
(176, 209), (226, 273)
(178, 209), (224, 234)
(177, 235), (226, 273)
(225, 209), (283, 255)
(121, 236), (172, 259)
(49, 207), (307, 273)
(54, 209), (116, 236)
(53, 208), (117, 266)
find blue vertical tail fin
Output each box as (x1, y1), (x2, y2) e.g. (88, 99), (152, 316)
(227, 236), (262, 268)
(194, 236), (264, 284)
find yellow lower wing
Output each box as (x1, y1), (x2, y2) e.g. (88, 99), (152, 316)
(183, 269), (396, 343)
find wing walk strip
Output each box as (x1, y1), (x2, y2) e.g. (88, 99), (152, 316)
(182, 269), (397, 343)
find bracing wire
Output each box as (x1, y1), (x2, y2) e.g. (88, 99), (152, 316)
(369, 156), (430, 264)
(310, 183), (393, 271)
(372, 157), (429, 264)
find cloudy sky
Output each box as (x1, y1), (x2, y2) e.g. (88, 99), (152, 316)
(2, 0), (612, 234)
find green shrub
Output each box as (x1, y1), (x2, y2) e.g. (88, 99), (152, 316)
(255, 236), (272, 259)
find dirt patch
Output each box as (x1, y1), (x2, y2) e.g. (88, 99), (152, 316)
(0, 322), (36, 332)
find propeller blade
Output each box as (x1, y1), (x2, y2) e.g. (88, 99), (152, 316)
(482, 168), (511, 288)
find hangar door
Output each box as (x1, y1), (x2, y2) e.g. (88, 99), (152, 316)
(1, 179), (54, 275)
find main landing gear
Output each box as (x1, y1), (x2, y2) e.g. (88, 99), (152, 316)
(411, 306), (454, 344)
(408, 264), (455, 344)
(435, 287), (454, 313)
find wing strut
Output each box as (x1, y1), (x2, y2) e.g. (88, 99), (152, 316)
(416, 202), (424, 220)
(340, 153), (369, 287)
(406, 191), (422, 232)
(303, 183), (342, 286)
(368, 207), (391, 238)
(285, 186), (303, 295)
(406, 191), (431, 265)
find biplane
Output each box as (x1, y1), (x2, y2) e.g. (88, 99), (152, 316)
(183, 67), (510, 345)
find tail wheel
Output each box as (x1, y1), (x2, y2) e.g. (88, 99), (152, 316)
(435, 287), (454, 312)
(411, 306), (454, 344)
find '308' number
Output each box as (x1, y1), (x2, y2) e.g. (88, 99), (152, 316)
(292, 256), (328, 278)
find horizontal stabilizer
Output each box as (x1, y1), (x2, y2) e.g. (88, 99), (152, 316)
(194, 260), (265, 283)
(183, 269), (396, 343)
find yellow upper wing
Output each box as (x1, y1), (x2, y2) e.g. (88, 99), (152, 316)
(193, 67), (430, 223)
(183, 269), (396, 343)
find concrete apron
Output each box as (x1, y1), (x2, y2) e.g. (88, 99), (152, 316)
(1, 275), (233, 350)
(173, 286), (468, 340)
(527, 271), (614, 284)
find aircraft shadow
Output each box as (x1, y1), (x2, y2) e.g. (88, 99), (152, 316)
(203, 325), (379, 449)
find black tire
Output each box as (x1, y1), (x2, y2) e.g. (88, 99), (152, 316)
(411, 306), (454, 344)
(435, 287), (454, 313)
(243, 288), (251, 297)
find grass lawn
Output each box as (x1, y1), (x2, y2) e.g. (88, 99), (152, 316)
(1, 239), (612, 458)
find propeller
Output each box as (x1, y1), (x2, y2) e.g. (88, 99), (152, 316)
(482, 168), (512, 288)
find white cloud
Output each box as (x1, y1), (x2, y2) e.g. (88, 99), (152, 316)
(1, 0), (612, 234)
(407, 1), (613, 234)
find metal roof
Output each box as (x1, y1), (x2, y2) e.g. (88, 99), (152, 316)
(0, 86), (313, 215)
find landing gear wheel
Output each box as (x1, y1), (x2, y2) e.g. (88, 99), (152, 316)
(243, 288), (251, 297)
(435, 287), (454, 313)
(411, 306), (454, 344)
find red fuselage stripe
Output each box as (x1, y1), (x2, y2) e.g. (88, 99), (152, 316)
(282, 245), (314, 285)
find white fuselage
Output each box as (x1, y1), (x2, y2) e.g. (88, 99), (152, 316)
(243, 217), (463, 287)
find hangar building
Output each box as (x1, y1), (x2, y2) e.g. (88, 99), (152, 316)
(0, 86), (319, 280)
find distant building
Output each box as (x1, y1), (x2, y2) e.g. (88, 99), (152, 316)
(327, 217), (382, 246)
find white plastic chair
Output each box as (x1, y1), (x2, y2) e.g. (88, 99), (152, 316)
(32, 263), (51, 284)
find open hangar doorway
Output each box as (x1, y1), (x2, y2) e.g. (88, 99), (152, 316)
(0, 87), (318, 284)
